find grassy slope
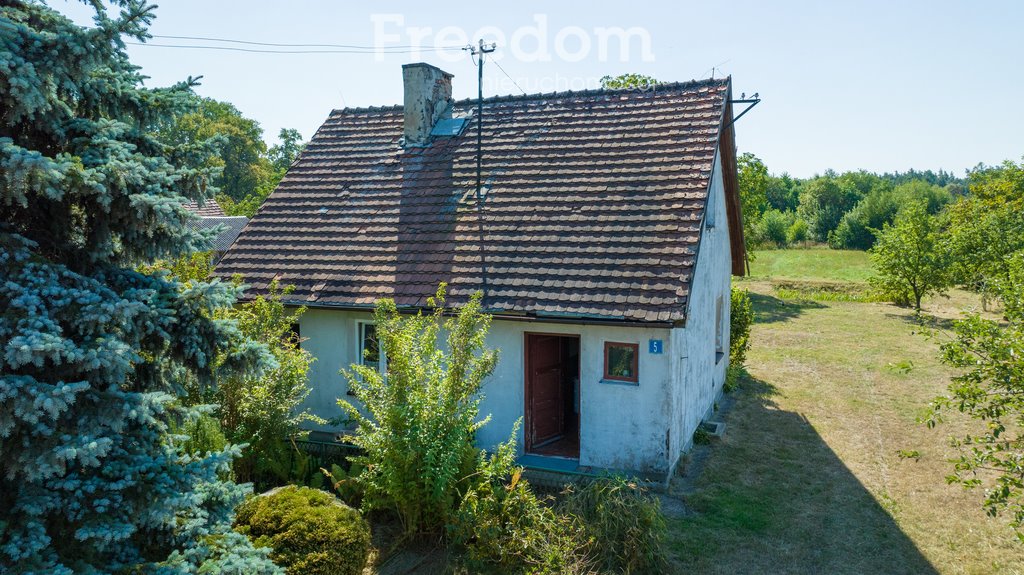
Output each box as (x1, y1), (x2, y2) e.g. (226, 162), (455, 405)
(750, 247), (873, 283)
(668, 250), (1022, 574)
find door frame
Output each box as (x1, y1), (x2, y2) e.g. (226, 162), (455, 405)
(523, 331), (581, 455)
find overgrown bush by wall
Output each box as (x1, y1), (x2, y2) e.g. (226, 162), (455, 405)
(235, 486), (371, 575)
(450, 426), (591, 574)
(730, 287), (754, 365)
(452, 440), (668, 575)
(559, 476), (668, 574)
(339, 286), (498, 536)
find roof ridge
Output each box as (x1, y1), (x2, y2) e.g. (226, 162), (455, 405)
(331, 76), (730, 116)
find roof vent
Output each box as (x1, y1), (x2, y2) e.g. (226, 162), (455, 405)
(402, 63), (454, 147)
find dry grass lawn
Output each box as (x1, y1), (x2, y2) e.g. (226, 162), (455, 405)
(669, 269), (1023, 574)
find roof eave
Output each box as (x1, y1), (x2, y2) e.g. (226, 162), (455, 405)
(275, 298), (676, 329)
(717, 80), (748, 276)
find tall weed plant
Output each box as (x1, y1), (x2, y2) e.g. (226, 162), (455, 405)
(340, 285), (498, 536)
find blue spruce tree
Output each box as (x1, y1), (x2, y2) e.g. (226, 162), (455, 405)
(1, 2), (281, 573)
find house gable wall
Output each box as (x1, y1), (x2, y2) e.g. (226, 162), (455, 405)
(667, 147), (733, 471)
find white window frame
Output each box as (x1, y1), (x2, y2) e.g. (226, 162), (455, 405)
(355, 321), (386, 375)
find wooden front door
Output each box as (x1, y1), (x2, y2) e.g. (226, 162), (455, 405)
(526, 334), (565, 449)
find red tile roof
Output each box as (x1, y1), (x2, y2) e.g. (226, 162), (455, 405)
(216, 78), (743, 324)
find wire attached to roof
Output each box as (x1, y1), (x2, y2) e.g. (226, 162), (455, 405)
(492, 59), (527, 96)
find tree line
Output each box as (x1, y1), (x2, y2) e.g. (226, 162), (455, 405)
(738, 153), (967, 252)
(159, 98), (306, 217)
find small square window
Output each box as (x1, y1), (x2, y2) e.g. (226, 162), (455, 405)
(604, 342), (639, 383)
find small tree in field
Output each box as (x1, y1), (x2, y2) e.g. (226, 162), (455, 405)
(928, 254), (1024, 538)
(869, 202), (949, 312)
(340, 286), (499, 536)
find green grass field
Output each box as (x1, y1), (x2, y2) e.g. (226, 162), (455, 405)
(749, 247), (874, 283)
(667, 256), (1021, 574)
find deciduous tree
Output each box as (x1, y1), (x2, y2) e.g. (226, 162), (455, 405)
(797, 173), (864, 242)
(161, 100), (304, 219)
(869, 202), (949, 311)
(600, 73), (659, 90)
(945, 159), (1024, 298)
(268, 127), (306, 173)
(738, 153), (771, 256)
(928, 254), (1024, 538)
(161, 97), (275, 203)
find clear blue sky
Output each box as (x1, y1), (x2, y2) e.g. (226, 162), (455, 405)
(59, 0), (1023, 178)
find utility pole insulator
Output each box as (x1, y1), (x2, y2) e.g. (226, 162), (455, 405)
(463, 39), (496, 205)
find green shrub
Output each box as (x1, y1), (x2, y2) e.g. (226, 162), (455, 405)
(270, 447), (326, 490)
(218, 281), (323, 488)
(723, 363), (743, 393)
(559, 476), (668, 574)
(692, 426), (713, 446)
(787, 217), (809, 245)
(757, 209), (793, 248)
(176, 412), (228, 457)
(322, 462), (365, 508)
(235, 486), (371, 575)
(829, 181), (952, 250)
(730, 287), (754, 365)
(829, 190), (897, 250)
(340, 285), (498, 536)
(451, 424), (592, 574)
(161, 253), (324, 488)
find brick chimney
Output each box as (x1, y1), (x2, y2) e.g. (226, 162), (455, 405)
(402, 63), (454, 147)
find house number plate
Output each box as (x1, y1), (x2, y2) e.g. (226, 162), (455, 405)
(648, 339), (664, 354)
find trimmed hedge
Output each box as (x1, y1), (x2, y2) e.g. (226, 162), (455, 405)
(235, 486), (370, 575)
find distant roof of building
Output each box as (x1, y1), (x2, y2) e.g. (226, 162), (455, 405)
(182, 198), (227, 217)
(189, 216), (248, 253)
(216, 78), (745, 324)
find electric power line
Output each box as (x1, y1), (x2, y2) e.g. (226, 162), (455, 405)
(151, 34), (465, 51)
(126, 42), (464, 54)
(492, 59), (527, 95)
